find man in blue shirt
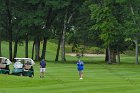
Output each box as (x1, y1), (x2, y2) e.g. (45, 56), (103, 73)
(77, 60), (84, 79)
(40, 59), (46, 78)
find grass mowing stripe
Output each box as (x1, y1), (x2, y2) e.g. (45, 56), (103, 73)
(1, 63), (140, 93)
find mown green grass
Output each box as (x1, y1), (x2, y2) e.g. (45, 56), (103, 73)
(1, 63), (140, 93)
(1, 41), (140, 93)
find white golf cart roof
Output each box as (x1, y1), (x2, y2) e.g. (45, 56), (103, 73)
(0, 57), (12, 65)
(14, 58), (33, 60)
(0, 57), (8, 59)
(14, 58), (35, 65)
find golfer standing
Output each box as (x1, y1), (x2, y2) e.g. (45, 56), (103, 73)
(40, 59), (46, 78)
(77, 60), (84, 79)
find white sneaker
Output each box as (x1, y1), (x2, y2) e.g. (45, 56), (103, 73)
(80, 78), (83, 80)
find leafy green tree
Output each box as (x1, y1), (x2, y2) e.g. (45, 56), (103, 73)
(0, 0), (14, 60)
(89, 0), (128, 63)
(124, 0), (140, 64)
(64, 0), (94, 54)
(53, 0), (85, 62)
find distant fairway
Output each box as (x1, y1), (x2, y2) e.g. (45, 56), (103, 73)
(0, 62), (140, 93)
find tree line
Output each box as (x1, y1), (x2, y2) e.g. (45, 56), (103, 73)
(0, 0), (140, 64)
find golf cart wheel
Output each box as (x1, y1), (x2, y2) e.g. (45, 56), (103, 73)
(19, 73), (23, 76)
(29, 74), (34, 78)
(5, 71), (10, 74)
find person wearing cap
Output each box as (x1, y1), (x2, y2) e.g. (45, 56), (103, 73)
(40, 59), (46, 78)
(77, 60), (84, 79)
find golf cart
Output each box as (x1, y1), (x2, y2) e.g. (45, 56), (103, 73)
(12, 58), (35, 77)
(0, 57), (12, 74)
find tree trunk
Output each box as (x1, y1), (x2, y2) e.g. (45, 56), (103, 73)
(13, 38), (18, 60)
(129, 1), (139, 64)
(55, 32), (62, 62)
(61, 12), (74, 62)
(0, 33), (1, 56)
(108, 47), (111, 64)
(117, 48), (120, 64)
(9, 31), (12, 61)
(112, 51), (117, 63)
(25, 33), (28, 58)
(129, 1), (137, 25)
(5, 0), (12, 61)
(105, 48), (109, 62)
(35, 37), (40, 61)
(31, 40), (35, 59)
(134, 38), (139, 64)
(41, 37), (48, 60)
(61, 21), (66, 62)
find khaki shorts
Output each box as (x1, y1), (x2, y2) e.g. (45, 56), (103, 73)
(40, 68), (46, 72)
(78, 70), (83, 74)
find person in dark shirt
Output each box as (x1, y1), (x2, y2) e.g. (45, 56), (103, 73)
(77, 60), (84, 79)
(40, 59), (46, 78)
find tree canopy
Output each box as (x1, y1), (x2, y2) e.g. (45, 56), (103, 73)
(0, 0), (140, 63)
